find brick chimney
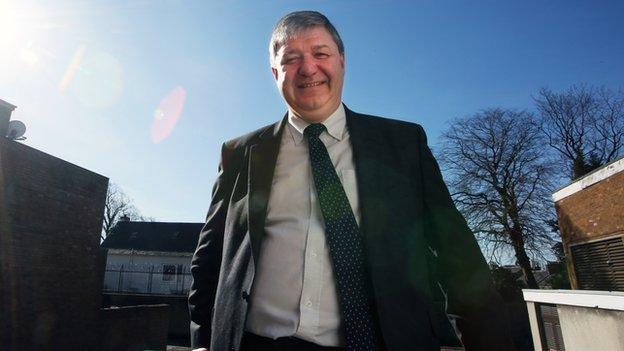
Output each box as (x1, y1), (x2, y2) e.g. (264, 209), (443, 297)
(0, 99), (17, 138)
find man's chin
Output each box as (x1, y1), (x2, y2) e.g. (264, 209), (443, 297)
(292, 109), (335, 123)
(292, 99), (323, 110)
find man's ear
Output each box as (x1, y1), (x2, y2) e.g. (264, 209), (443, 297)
(271, 67), (278, 81)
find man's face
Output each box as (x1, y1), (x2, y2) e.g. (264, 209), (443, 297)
(272, 26), (345, 123)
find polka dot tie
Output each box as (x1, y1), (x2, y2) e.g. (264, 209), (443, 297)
(304, 123), (381, 351)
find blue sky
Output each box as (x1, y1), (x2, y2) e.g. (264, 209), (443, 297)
(1, 0), (622, 222)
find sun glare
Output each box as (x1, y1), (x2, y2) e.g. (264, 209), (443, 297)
(0, 5), (23, 46)
(0, 2), (44, 68)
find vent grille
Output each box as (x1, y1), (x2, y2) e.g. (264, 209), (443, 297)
(571, 236), (624, 291)
(538, 304), (565, 351)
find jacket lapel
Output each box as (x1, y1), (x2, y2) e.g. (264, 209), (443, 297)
(248, 115), (287, 263)
(345, 107), (388, 247)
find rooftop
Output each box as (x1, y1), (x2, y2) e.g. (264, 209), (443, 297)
(101, 221), (203, 253)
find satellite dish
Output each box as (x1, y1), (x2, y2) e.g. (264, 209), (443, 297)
(6, 120), (26, 140)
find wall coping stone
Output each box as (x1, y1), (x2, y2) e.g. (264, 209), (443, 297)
(553, 157), (624, 202)
(523, 289), (624, 311)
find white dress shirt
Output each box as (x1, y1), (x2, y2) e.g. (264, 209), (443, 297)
(245, 104), (360, 347)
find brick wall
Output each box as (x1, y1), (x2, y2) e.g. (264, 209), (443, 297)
(555, 171), (624, 244)
(103, 293), (190, 339)
(554, 169), (624, 289)
(99, 304), (170, 351)
(0, 138), (108, 350)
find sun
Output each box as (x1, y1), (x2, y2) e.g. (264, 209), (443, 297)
(0, 1), (73, 71)
(0, 2), (41, 67)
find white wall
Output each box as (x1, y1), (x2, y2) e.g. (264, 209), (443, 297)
(558, 306), (624, 351)
(104, 251), (192, 295)
(523, 289), (624, 351)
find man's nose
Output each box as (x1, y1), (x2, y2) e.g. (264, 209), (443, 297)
(298, 56), (317, 77)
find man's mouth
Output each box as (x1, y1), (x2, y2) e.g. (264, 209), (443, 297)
(298, 81), (325, 88)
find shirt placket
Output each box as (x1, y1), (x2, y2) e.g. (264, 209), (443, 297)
(297, 137), (332, 339)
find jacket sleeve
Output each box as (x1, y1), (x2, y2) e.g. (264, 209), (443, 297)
(188, 143), (237, 349)
(416, 125), (514, 351)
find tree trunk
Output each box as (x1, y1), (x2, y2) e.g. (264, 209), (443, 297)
(509, 231), (539, 289)
(505, 196), (540, 289)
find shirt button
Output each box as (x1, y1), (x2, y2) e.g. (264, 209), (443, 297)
(311, 251), (318, 258)
(305, 299), (312, 308)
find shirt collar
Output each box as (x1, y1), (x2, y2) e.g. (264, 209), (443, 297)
(287, 104), (346, 145)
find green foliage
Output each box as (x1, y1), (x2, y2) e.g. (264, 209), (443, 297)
(546, 242), (571, 289)
(489, 265), (526, 302)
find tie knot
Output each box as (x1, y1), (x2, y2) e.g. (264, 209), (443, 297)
(304, 123), (326, 139)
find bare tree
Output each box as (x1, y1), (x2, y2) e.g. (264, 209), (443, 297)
(102, 183), (144, 240)
(438, 108), (557, 288)
(535, 85), (624, 179)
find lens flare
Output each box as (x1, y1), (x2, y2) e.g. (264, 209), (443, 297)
(19, 47), (39, 66)
(69, 49), (123, 108)
(151, 86), (186, 143)
(59, 44), (86, 91)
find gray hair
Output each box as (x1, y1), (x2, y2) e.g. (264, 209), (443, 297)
(269, 11), (344, 67)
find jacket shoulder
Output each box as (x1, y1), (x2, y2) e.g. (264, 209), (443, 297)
(349, 111), (427, 142)
(222, 120), (280, 150)
(351, 111), (423, 130)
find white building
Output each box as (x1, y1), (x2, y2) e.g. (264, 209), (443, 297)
(101, 220), (203, 295)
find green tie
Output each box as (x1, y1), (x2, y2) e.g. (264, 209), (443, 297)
(304, 123), (381, 351)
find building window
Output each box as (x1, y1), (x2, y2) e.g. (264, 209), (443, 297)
(162, 264), (176, 281)
(571, 236), (624, 291)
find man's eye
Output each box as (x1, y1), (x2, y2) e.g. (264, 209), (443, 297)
(315, 53), (330, 58)
(283, 56), (299, 64)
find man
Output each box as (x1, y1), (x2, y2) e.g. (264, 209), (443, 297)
(189, 11), (512, 351)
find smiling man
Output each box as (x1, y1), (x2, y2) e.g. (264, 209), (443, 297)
(271, 25), (345, 122)
(189, 11), (513, 351)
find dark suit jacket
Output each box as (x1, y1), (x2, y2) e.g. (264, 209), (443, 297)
(189, 107), (513, 351)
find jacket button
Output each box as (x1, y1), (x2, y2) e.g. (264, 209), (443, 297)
(242, 291), (250, 301)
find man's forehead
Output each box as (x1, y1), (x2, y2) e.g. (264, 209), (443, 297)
(278, 27), (336, 51)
